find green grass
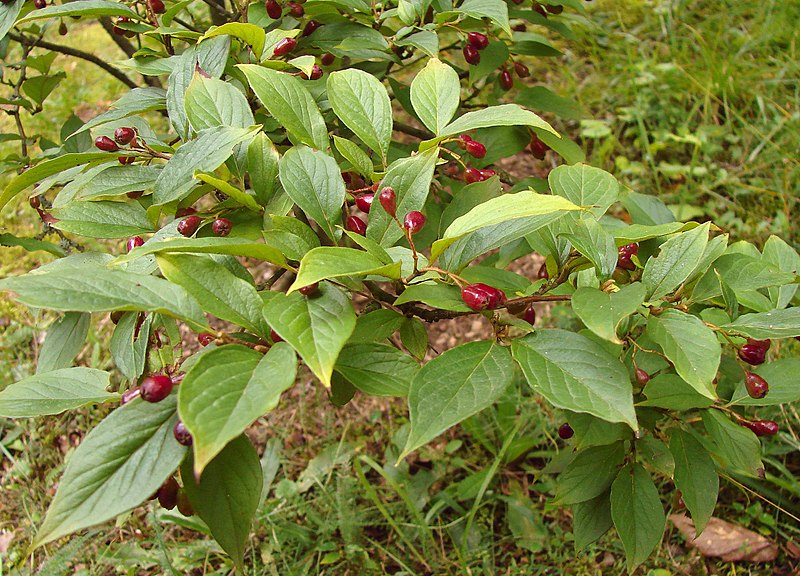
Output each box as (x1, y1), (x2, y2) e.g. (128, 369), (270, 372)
(1, 1), (799, 574)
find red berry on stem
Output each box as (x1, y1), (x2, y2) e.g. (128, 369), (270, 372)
(176, 490), (194, 516)
(476, 283), (506, 309)
(635, 368), (650, 386)
(499, 70), (514, 91)
(126, 236), (144, 252)
(177, 215), (202, 237)
(463, 45), (480, 65)
(457, 134), (472, 150)
(522, 304), (536, 326)
(270, 329), (283, 343)
(140, 374), (173, 403)
(464, 167), (483, 184)
(321, 53), (335, 66)
(299, 282), (319, 296)
(478, 168), (496, 180)
(740, 419), (779, 436)
(529, 134), (550, 159)
(34, 0), (46, 8)
(558, 423), (574, 439)
(533, 3), (548, 17)
(537, 262), (549, 279)
(173, 421), (193, 446)
(467, 32), (489, 50)
(739, 343), (767, 365)
(619, 243), (639, 256)
(95, 135), (118, 152)
(303, 19), (320, 36)
(403, 211), (426, 234)
(148, 0), (166, 14)
(157, 477), (179, 510)
(461, 284), (491, 311)
(355, 193), (374, 213)
(514, 62), (530, 78)
(748, 338), (770, 351)
(114, 126), (135, 145)
(744, 371), (769, 399)
(546, 3), (564, 14)
(198, 332), (215, 346)
(29, 195), (41, 209)
(273, 37), (296, 57)
(287, 1), (303, 16)
(465, 139), (487, 159)
(378, 186), (396, 217)
(118, 156), (135, 165)
(266, 0), (282, 19)
(306, 64), (323, 80)
(212, 217), (232, 237)
(346, 215), (367, 236)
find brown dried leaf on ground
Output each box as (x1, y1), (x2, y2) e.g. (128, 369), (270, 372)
(670, 513), (778, 562)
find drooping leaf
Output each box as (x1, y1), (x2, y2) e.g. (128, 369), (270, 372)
(0, 368), (116, 417)
(548, 163), (619, 217)
(289, 247), (402, 292)
(410, 58), (460, 136)
(572, 284), (646, 343)
(572, 492), (613, 550)
(36, 312), (90, 374)
(721, 307), (800, 339)
(554, 442), (624, 505)
(441, 103), (557, 138)
(247, 132), (281, 205)
(184, 75), (255, 131)
(669, 429), (718, 535)
(642, 223), (710, 300)
(117, 236), (285, 268)
(110, 312), (151, 381)
(702, 409), (763, 477)
(51, 200), (154, 238)
(334, 343), (419, 396)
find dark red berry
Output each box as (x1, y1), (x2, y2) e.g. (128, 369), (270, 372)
(173, 421), (193, 446)
(740, 419), (779, 437)
(744, 371), (769, 399)
(529, 134), (550, 159)
(512, 22), (526, 32)
(118, 156), (135, 165)
(212, 217), (232, 237)
(29, 195), (41, 209)
(478, 169), (496, 180)
(157, 477), (179, 510)
(34, 0), (46, 8)
(355, 193), (374, 213)
(739, 343), (767, 365)
(464, 167), (483, 184)
(748, 338), (771, 351)
(522, 305), (536, 325)
(175, 206), (197, 217)
(465, 140), (487, 159)
(457, 134), (472, 150)
(463, 45), (480, 66)
(121, 388), (140, 404)
(94, 136), (118, 152)
(177, 215), (202, 237)
(148, 0), (165, 14)
(537, 262), (549, 279)
(127, 191), (144, 199)
(270, 329), (283, 343)
(617, 254), (635, 271)
(346, 215), (367, 236)
(619, 243), (639, 256)
(114, 126), (135, 145)
(306, 64), (323, 80)
(474, 283), (506, 309)
(403, 211), (426, 234)
(265, 0), (282, 19)
(466, 32), (489, 50)
(533, 3), (548, 17)
(514, 62), (530, 78)
(139, 374), (173, 403)
(127, 236), (144, 252)
(546, 3), (563, 14)
(461, 284), (491, 311)
(303, 19), (320, 36)
(287, 1), (303, 17)
(321, 53), (335, 66)
(511, 0), (524, 4)
(198, 332), (215, 346)
(299, 282), (319, 296)
(558, 423), (574, 439)
(499, 70), (514, 91)
(378, 186), (396, 217)
(273, 37), (296, 57)
(635, 368), (650, 386)
(58, 20), (67, 35)
(176, 489), (194, 516)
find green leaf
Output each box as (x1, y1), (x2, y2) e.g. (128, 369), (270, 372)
(511, 330), (638, 430)
(37, 312), (90, 374)
(327, 69), (392, 164)
(79, 87), (167, 133)
(262, 215), (319, 261)
(247, 132), (280, 205)
(554, 442), (624, 505)
(730, 358), (800, 406)
(181, 435), (262, 572)
(410, 58), (460, 136)
(394, 282), (472, 312)
(0, 368), (116, 417)
(22, 72), (66, 106)
(566, 413), (630, 450)
(239, 64), (328, 150)
(279, 146), (347, 241)
(185, 75), (255, 132)
(643, 223), (710, 300)
(333, 136), (374, 177)
(16, 0), (142, 24)
(516, 86), (585, 121)
(441, 104), (556, 138)
(573, 492), (613, 550)
(691, 254), (795, 302)
(262, 283), (356, 387)
(721, 307), (800, 339)
(0, 0), (23, 43)
(613, 222), (699, 244)
(348, 309), (405, 343)
(194, 172), (261, 212)
(110, 312), (151, 381)
(202, 22), (266, 58)
(51, 200), (154, 238)
(74, 165), (160, 200)
(458, 0), (510, 35)
(399, 317), (428, 361)
(0, 153), (114, 213)
(562, 217), (618, 279)
(334, 343), (419, 396)
(400, 341), (514, 458)
(669, 429), (718, 535)
(702, 409), (763, 477)
(549, 163), (619, 217)
(431, 191), (581, 262)
(763, 235), (800, 308)
(572, 284), (645, 344)
(157, 254), (268, 336)
(610, 463), (666, 572)
(33, 396), (186, 548)
(153, 126), (258, 205)
(0, 233), (65, 257)
(289, 247), (402, 292)
(636, 374), (713, 411)
(393, 29), (439, 58)
(366, 148), (439, 247)
(117, 236), (285, 267)
(646, 309), (720, 399)
(620, 190), (675, 226)
(0, 266), (207, 328)
(180, 343), (296, 474)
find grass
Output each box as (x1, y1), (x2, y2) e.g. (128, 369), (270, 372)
(1, 0), (799, 574)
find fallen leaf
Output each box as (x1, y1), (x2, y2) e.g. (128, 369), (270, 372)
(0, 531), (14, 554)
(670, 514), (778, 562)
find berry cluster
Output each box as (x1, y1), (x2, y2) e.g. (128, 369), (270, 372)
(94, 126), (139, 164)
(460, 283), (507, 311)
(347, 186), (427, 238)
(617, 243), (638, 271)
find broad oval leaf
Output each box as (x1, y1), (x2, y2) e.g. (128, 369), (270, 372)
(179, 343), (297, 475)
(117, 236), (286, 268)
(327, 69), (392, 163)
(555, 442), (625, 505)
(51, 200), (154, 238)
(0, 368), (116, 417)
(572, 284), (646, 343)
(669, 429), (718, 535)
(548, 163), (619, 217)
(185, 75), (255, 131)
(410, 58), (460, 136)
(289, 247), (402, 292)
(572, 492), (613, 550)
(262, 283), (356, 387)
(36, 312), (90, 374)
(334, 343), (419, 396)
(646, 309), (720, 399)
(33, 396), (187, 548)
(643, 222), (710, 300)
(511, 330), (638, 430)
(701, 409), (763, 477)
(721, 307), (800, 339)
(400, 341), (514, 458)
(441, 104), (557, 138)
